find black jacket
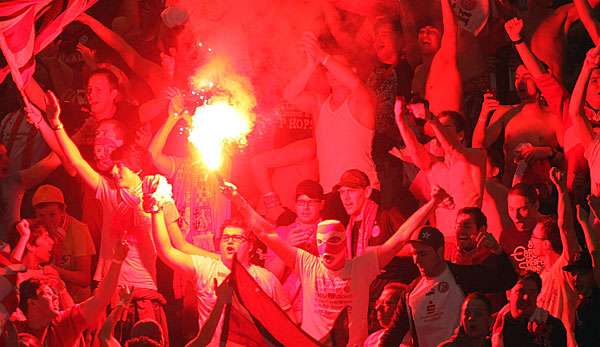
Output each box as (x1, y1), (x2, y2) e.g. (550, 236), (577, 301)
(379, 252), (518, 347)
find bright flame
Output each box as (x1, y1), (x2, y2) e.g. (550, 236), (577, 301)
(188, 101), (251, 170)
(187, 57), (256, 171)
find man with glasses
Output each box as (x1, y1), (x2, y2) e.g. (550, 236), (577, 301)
(143, 175), (291, 345)
(265, 179), (324, 323)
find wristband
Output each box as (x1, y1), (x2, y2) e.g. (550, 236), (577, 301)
(112, 259), (123, 265)
(321, 54), (330, 66)
(512, 38), (524, 45)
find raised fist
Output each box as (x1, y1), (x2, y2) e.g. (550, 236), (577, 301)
(504, 18), (524, 42)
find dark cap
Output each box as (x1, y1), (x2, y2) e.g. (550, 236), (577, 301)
(333, 169), (370, 191)
(563, 251), (593, 273)
(296, 179), (324, 200)
(408, 226), (445, 251)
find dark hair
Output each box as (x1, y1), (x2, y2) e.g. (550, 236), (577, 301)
(125, 336), (161, 347)
(457, 207), (487, 230)
(374, 16), (403, 35)
(381, 282), (406, 302)
(18, 278), (45, 314)
(519, 271), (543, 293)
(416, 17), (443, 32)
(131, 319), (163, 345)
(110, 144), (149, 175)
(96, 119), (131, 144)
(463, 292), (492, 314)
(438, 110), (468, 134)
(536, 215), (563, 254)
(26, 222), (50, 248)
(509, 183), (539, 205)
(88, 68), (119, 90)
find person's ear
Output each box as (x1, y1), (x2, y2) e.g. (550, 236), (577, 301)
(365, 186), (373, 198)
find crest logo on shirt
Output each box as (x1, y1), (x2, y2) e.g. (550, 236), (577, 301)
(438, 281), (449, 293)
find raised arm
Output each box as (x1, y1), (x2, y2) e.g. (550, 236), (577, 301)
(150, 210), (197, 275)
(439, 0), (458, 59)
(303, 32), (374, 129)
(574, 0), (600, 45)
(143, 176), (218, 274)
(166, 220), (220, 258)
(79, 240), (128, 324)
(98, 285), (133, 347)
(221, 182), (298, 269)
(394, 99), (436, 170)
(283, 36), (321, 115)
(375, 186), (451, 268)
(425, 0), (461, 114)
(148, 92), (187, 176)
(23, 91), (77, 176)
(46, 92), (102, 190)
(425, 111), (465, 154)
(12, 220), (31, 262)
(472, 92), (501, 148)
(568, 46), (598, 146)
(505, 18), (547, 78)
(577, 197), (600, 287)
(76, 13), (166, 95)
(550, 168), (580, 262)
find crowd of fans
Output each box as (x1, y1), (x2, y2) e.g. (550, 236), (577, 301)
(2, 0), (600, 346)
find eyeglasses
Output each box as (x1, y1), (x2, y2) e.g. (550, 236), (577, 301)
(296, 199), (321, 208)
(221, 234), (248, 243)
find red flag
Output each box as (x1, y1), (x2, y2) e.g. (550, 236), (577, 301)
(0, 4), (37, 89)
(230, 257), (324, 347)
(0, 0), (98, 85)
(196, 257), (349, 346)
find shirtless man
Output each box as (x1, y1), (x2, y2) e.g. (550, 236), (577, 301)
(422, 0), (462, 115)
(411, 12), (487, 113)
(395, 99), (486, 259)
(530, 0), (600, 82)
(472, 18), (564, 188)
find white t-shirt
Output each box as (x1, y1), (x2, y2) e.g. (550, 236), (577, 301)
(584, 135), (600, 195)
(408, 267), (465, 347)
(296, 248), (380, 346)
(537, 255), (578, 347)
(191, 255), (291, 344)
(95, 178), (179, 289)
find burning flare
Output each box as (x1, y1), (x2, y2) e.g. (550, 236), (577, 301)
(187, 57), (256, 170)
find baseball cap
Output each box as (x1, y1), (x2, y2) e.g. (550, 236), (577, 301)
(32, 185), (65, 207)
(296, 180), (324, 200)
(408, 226), (445, 251)
(333, 169), (370, 191)
(563, 251), (593, 273)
